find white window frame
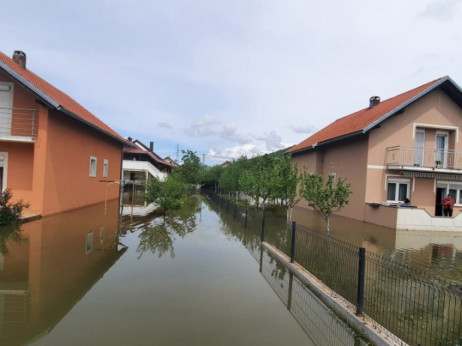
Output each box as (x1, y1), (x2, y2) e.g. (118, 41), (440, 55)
(103, 159), (108, 178)
(437, 181), (462, 206)
(414, 129), (425, 166)
(435, 130), (449, 168)
(0, 82), (14, 137)
(89, 156), (97, 177)
(0, 152), (8, 192)
(387, 178), (410, 203)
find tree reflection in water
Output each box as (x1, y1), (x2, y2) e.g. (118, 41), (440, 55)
(0, 224), (24, 255)
(136, 196), (202, 259)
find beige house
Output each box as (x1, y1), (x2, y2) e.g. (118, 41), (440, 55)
(288, 76), (462, 230)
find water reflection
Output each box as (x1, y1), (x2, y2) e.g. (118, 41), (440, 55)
(0, 223), (24, 255)
(121, 195), (202, 259)
(0, 200), (126, 346)
(204, 196), (370, 345)
(293, 206), (462, 283)
(257, 248), (369, 346)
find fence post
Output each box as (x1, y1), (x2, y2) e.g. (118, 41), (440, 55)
(356, 247), (366, 316)
(290, 221), (296, 263)
(261, 209), (266, 241)
(244, 210), (248, 229)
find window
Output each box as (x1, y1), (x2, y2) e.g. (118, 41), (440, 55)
(0, 82), (13, 137)
(387, 179), (410, 203)
(89, 156), (97, 177)
(437, 182), (462, 205)
(103, 159), (108, 178)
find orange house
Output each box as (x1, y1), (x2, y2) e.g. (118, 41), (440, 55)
(0, 50), (129, 217)
(289, 76), (462, 231)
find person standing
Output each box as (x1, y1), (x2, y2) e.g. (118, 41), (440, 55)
(442, 194), (455, 217)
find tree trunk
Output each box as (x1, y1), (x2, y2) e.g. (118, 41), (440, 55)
(326, 218), (330, 233)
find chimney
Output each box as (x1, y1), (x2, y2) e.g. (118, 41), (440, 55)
(369, 96), (380, 108)
(127, 136), (133, 142)
(12, 51), (26, 69)
(149, 141), (154, 152)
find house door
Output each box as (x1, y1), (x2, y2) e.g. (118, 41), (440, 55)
(414, 130), (425, 166)
(435, 132), (448, 168)
(0, 83), (13, 137)
(435, 187), (445, 216)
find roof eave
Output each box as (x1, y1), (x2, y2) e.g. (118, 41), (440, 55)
(289, 131), (364, 155)
(58, 107), (132, 147)
(362, 76), (450, 134)
(0, 60), (60, 108)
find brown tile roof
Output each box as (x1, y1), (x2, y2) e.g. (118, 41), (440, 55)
(0, 51), (129, 145)
(288, 77), (446, 153)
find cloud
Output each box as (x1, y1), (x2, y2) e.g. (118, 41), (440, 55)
(219, 123), (251, 145)
(185, 115), (220, 137)
(254, 131), (285, 152)
(420, 0), (460, 20)
(208, 143), (260, 161)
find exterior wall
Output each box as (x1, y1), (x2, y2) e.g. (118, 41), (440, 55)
(292, 137), (369, 221)
(364, 204), (398, 228)
(40, 110), (122, 216)
(0, 142), (34, 200)
(291, 150), (322, 175)
(366, 88), (462, 216)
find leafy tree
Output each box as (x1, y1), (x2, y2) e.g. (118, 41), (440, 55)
(274, 156), (300, 221)
(174, 150), (202, 185)
(0, 189), (29, 226)
(239, 154), (276, 209)
(144, 175), (188, 212)
(201, 165), (223, 191)
(298, 168), (352, 232)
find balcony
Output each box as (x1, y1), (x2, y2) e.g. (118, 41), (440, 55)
(0, 107), (38, 142)
(386, 146), (462, 173)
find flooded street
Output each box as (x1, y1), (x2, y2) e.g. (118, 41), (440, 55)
(0, 195), (368, 345)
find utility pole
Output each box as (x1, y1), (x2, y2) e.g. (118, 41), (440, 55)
(176, 144), (180, 163)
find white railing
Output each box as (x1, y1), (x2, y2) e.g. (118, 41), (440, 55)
(386, 146), (462, 170)
(0, 107), (38, 140)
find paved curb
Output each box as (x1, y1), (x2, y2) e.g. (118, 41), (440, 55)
(261, 242), (408, 346)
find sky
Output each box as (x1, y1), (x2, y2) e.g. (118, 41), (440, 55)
(2, 0), (462, 165)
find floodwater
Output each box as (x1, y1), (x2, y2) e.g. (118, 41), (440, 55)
(0, 196), (369, 345)
(292, 206), (462, 283)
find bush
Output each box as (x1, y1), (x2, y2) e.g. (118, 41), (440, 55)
(144, 175), (188, 211)
(0, 189), (29, 226)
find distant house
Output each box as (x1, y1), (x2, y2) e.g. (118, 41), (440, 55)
(289, 76), (462, 230)
(122, 139), (171, 186)
(163, 156), (179, 167)
(220, 160), (230, 168)
(0, 50), (129, 217)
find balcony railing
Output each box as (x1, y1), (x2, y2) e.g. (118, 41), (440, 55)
(386, 146), (462, 170)
(0, 107), (38, 140)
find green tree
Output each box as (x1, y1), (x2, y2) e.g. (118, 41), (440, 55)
(298, 168), (352, 232)
(144, 175), (188, 212)
(274, 156), (300, 221)
(0, 189), (29, 226)
(174, 150), (202, 185)
(201, 165), (223, 192)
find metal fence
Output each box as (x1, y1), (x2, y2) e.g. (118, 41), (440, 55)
(205, 191), (462, 346)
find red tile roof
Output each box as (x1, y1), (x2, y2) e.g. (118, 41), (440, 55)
(0, 51), (129, 145)
(288, 77), (446, 153)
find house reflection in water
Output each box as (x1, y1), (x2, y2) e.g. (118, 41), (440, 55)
(0, 200), (126, 345)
